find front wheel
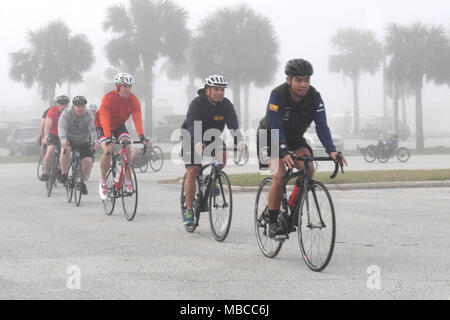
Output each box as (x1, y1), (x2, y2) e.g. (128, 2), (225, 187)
(209, 171), (233, 242)
(103, 169), (116, 216)
(122, 164), (138, 221)
(255, 178), (283, 258)
(66, 162), (74, 203)
(397, 147), (410, 163)
(149, 146), (164, 172)
(37, 155), (44, 181)
(73, 160), (83, 207)
(298, 181), (336, 272)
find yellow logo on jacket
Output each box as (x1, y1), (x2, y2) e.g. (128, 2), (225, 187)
(269, 104), (279, 112)
(214, 116), (225, 121)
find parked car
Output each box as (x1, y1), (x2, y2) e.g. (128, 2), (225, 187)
(153, 115), (186, 142)
(360, 118), (410, 141)
(304, 126), (344, 151)
(7, 127), (40, 156)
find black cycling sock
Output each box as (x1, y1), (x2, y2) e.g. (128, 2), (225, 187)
(268, 210), (279, 223)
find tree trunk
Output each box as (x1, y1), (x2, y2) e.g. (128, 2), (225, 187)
(144, 68), (154, 136)
(401, 93), (407, 124)
(393, 77), (399, 135)
(232, 80), (242, 125)
(415, 81), (424, 150)
(244, 82), (250, 131)
(48, 84), (56, 106)
(352, 77), (360, 135)
(383, 58), (388, 119)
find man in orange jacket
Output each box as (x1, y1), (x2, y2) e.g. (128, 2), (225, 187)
(95, 73), (151, 200)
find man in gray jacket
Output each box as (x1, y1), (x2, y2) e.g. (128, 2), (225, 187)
(58, 96), (100, 194)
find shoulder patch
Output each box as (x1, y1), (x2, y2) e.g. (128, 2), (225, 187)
(269, 104), (280, 112)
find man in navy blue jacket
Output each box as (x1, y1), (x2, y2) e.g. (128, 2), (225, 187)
(181, 75), (244, 226)
(258, 59), (347, 239)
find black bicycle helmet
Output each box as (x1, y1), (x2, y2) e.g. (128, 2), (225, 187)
(55, 95), (70, 105)
(72, 96), (87, 106)
(285, 59), (314, 77)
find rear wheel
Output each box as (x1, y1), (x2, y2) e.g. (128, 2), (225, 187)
(363, 145), (376, 163)
(46, 155), (58, 197)
(181, 174), (201, 233)
(255, 178), (283, 258)
(122, 164), (138, 221)
(37, 155), (44, 181)
(149, 146), (164, 172)
(103, 169), (116, 216)
(209, 171), (233, 242)
(298, 181), (336, 272)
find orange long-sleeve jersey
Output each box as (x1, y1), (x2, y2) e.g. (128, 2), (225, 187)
(95, 90), (144, 138)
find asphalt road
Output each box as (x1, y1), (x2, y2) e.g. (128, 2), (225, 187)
(0, 161), (449, 300)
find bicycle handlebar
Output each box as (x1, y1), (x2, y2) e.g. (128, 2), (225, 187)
(282, 152), (345, 180)
(106, 138), (148, 156)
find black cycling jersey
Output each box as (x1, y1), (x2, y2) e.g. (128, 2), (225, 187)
(181, 89), (242, 144)
(259, 83), (336, 154)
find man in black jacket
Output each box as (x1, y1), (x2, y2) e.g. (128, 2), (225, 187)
(181, 75), (244, 226)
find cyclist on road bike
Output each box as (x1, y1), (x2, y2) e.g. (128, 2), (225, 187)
(180, 74), (245, 225)
(257, 59), (347, 240)
(59, 96), (100, 195)
(95, 73), (151, 200)
(36, 107), (51, 160)
(40, 95), (69, 181)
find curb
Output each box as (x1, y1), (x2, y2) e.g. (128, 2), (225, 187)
(160, 180), (450, 192)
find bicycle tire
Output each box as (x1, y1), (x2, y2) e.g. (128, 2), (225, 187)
(298, 180), (336, 272)
(103, 169), (116, 216)
(122, 164), (138, 221)
(138, 162), (149, 173)
(180, 174), (201, 233)
(209, 171), (233, 242)
(254, 177), (283, 258)
(66, 161), (74, 203)
(46, 154), (58, 197)
(397, 147), (410, 163)
(149, 146), (164, 172)
(363, 145), (376, 163)
(74, 160), (82, 207)
(37, 155), (44, 181)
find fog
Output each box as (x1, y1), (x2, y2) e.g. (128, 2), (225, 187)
(1, 0), (449, 135)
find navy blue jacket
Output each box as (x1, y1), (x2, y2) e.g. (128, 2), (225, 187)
(260, 83), (336, 154)
(182, 89), (242, 143)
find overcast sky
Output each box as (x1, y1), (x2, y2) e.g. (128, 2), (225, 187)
(1, 0), (449, 131)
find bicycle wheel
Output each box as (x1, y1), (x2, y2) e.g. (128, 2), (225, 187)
(66, 161), (74, 203)
(363, 145), (376, 163)
(209, 171), (233, 242)
(298, 180), (336, 272)
(37, 155), (44, 180)
(103, 169), (116, 216)
(149, 146), (164, 172)
(46, 155), (57, 197)
(255, 178), (283, 258)
(122, 164), (138, 221)
(73, 160), (82, 207)
(180, 174), (201, 233)
(397, 147), (410, 163)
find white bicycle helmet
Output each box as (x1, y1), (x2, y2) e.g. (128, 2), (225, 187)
(205, 75), (228, 88)
(114, 73), (134, 85)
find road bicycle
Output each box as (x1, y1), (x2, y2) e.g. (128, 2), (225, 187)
(254, 153), (344, 272)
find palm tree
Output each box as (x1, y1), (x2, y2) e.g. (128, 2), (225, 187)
(9, 20), (95, 106)
(329, 28), (383, 135)
(103, 0), (190, 135)
(191, 4), (279, 128)
(385, 22), (450, 149)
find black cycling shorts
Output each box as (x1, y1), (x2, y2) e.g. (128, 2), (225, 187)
(97, 125), (131, 144)
(257, 128), (313, 169)
(181, 137), (227, 168)
(69, 142), (94, 159)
